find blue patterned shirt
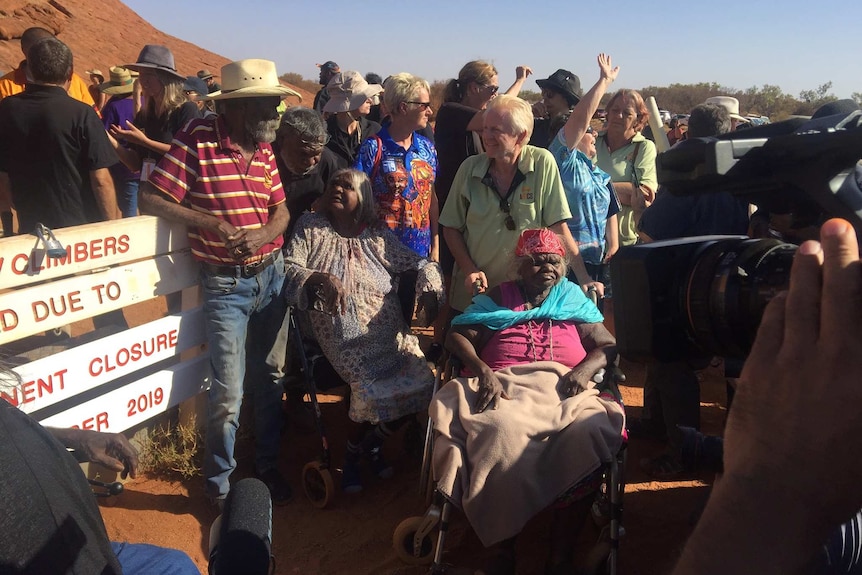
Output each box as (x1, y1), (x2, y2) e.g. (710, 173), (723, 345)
(355, 127), (437, 258)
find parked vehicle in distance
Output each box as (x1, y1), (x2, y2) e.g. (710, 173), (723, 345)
(659, 109), (672, 124)
(745, 115), (770, 126)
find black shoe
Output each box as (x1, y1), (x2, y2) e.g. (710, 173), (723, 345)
(255, 468), (293, 505)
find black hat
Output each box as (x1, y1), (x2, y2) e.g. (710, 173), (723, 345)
(536, 69), (582, 107)
(812, 99), (860, 119)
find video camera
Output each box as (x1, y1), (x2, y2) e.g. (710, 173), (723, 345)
(610, 110), (862, 362)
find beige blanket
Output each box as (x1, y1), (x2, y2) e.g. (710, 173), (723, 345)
(429, 361), (625, 547)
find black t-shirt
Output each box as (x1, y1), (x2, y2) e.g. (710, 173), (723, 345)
(273, 145), (346, 236)
(326, 115), (380, 167)
(132, 101), (201, 162)
(0, 84), (118, 233)
(433, 102), (481, 207)
(0, 401), (122, 574)
(325, 116), (381, 166)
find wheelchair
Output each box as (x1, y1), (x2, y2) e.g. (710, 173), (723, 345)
(282, 306), (340, 509)
(392, 290), (628, 574)
(284, 276), (436, 509)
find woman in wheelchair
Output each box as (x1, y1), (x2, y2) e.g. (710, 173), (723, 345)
(430, 228), (625, 574)
(283, 168), (444, 494)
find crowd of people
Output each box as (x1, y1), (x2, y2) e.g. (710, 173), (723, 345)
(1, 26), (862, 575)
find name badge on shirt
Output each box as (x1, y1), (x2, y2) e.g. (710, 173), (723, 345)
(140, 159), (156, 182)
(520, 187), (534, 202)
(382, 159), (398, 174)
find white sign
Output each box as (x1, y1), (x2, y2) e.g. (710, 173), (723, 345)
(0, 251), (199, 344)
(38, 355), (211, 433)
(0, 217), (190, 290)
(5, 309), (207, 414)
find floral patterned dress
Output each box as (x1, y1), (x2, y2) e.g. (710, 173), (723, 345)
(284, 212), (444, 423)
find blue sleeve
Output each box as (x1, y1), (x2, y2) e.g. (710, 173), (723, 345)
(353, 137), (378, 175)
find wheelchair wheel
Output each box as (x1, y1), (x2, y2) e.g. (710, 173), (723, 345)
(302, 461), (334, 509)
(393, 516), (437, 565)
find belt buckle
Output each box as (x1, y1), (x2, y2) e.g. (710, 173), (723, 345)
(241, 260), (259, 278)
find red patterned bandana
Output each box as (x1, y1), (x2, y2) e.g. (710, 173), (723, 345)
(515, 228), (565, 257)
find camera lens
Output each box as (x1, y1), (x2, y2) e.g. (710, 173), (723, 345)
(684, 238), (796, 358)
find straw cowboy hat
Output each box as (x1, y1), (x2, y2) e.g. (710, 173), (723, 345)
(704, 96), (749, 123)
(203, 59), (300, 101)
(85, 68), (104, 81)
(124, 45), (185, 81)
(323, 70), (383, 114)
(98, 66), (135, 95)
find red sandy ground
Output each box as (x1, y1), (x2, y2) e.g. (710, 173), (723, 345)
(98, 298), (726, 575)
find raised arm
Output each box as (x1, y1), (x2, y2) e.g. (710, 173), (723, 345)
(562, 54), (619, 148)
(503, 65), (533, 97)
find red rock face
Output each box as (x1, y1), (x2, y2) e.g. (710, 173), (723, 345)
(0, 0), (313, 103)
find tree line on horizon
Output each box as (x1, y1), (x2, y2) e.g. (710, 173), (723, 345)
(281, 72), (862, 122)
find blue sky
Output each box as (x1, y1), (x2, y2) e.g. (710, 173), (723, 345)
(125, 0), (858, 106)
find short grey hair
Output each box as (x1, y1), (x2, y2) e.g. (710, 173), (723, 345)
(687, 103), (731, 138)
(486, 94), (534, 141)
(325, 168), (378, 227)
(383, 72), (430, 115)
(278, 106), (328, 145)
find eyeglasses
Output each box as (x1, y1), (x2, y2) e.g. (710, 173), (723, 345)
(498, 198), (516, 231)
(585, 126), (596, 135)
(481, 84), (500, 95)
(405, 101), (432, 111)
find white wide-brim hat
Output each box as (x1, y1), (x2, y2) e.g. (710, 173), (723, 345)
(204, 59), (301, 101)
(323, 70), (383, 114)
(704, 96), (749, 123)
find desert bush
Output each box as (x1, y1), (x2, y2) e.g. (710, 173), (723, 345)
(279, 73), (320, 95)
(137, 417), (202, 479)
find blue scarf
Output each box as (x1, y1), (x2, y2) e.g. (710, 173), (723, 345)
(452, 279), (603, 331)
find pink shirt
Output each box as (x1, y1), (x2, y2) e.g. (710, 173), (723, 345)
(479, 281), (587, 371)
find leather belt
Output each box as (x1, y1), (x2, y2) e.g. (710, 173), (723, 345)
(200, 251), (278, 279)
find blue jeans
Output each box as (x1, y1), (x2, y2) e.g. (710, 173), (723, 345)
(202, 252), (287, 500)
(118, 179), (139, 218)
(111, 542), (199, 575)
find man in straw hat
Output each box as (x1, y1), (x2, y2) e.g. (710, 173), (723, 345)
(99, 66), (140, 217)
(704, 95), (750, 131)
(140, 59), (300, 506)
(197, 68), (220, 94)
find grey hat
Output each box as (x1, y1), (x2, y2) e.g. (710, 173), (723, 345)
(124, 45), (184, 81)
(183, 75), (209, 96)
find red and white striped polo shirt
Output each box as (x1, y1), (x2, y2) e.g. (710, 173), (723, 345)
(148, 115), (285, 264)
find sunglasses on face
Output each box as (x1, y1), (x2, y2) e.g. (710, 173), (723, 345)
(405, 101), (432, 111)
(481, 83), (500, 95)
